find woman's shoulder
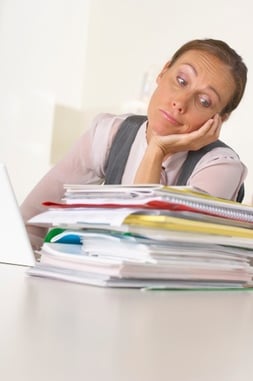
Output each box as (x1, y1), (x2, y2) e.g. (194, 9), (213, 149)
(90, 112), (134, 131)
(196, 144), (245, 167)
(88, 113), (136, 150)
(188, 144), (247, 186)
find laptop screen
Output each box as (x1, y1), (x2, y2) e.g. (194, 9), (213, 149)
(0, 163), (35, 266)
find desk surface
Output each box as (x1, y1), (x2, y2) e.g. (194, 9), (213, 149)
(1, 264), (253, 381)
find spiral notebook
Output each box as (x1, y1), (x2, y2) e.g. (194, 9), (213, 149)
(42, 184), (253, 224)
(0, 163), (35, 266)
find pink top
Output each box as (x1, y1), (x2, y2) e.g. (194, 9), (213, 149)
(21, 113), (247, 249)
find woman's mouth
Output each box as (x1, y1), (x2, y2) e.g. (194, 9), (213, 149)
(159, 108), (180, 126)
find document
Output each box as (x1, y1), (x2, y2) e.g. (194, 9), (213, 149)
(27, 184), (253, 289)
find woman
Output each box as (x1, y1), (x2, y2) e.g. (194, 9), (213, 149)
(21, 38), (248, 249)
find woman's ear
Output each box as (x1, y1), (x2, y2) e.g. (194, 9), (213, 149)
(156, 61), (171, 83)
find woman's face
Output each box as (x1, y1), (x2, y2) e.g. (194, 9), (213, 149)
(147, 49), (236, 135)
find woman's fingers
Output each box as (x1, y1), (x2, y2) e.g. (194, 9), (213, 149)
(147, 114), (224, 156)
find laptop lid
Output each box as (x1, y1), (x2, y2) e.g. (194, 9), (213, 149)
(0, 163), (35, 266)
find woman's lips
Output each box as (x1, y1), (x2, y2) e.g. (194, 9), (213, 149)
(159, 108), (180, 126)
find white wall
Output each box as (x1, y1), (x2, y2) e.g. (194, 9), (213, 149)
(0, 0), (91, 202)
(1, 0), (253, 203)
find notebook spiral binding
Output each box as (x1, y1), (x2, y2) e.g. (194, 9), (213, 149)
(160, 194), (253, 223)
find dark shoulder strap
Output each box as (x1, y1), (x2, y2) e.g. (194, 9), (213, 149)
(104, 115), (147, 184)
(176, 140), (228, 185)
(176, 140), (245, 203)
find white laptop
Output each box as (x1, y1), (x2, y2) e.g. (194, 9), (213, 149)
(0, 163), (35, 266)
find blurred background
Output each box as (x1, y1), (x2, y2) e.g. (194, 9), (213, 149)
(0, 0), (252, 203)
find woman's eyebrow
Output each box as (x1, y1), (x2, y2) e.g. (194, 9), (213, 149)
(208, 86), (221, 102)
(181, 63), (197, 75)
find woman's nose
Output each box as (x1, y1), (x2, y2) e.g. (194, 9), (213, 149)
(172, 96), (188, 113)
(172, 101), (183, 113)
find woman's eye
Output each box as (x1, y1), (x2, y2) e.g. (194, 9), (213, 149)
(199, 97), (211, 108)
(176, 76), (186, 86)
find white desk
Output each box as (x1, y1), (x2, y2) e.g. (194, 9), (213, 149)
(1, 263), (253, 381)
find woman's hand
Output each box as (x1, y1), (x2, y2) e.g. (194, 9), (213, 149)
(134, 114), (222, 184)
(147, 114), (222, 157)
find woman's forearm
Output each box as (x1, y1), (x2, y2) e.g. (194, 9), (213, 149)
(134, 146), (164, 184)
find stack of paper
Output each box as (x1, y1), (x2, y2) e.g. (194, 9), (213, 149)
(28, 185), (253, 289)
